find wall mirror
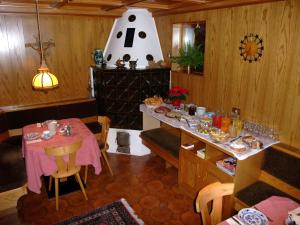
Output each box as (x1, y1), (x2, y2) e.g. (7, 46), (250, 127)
(172, 21), (206, 74)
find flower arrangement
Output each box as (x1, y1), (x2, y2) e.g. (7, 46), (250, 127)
(168, 86), (189, 101)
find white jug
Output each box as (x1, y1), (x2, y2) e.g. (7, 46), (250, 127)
(47, 121), (57, 136)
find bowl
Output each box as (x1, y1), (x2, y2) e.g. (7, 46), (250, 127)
(210, 131), (229, 143)
(196, 107), (206, 116)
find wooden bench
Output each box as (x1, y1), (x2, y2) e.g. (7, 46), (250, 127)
(234, 144), (300, 210)
(140, 125), (181, 168)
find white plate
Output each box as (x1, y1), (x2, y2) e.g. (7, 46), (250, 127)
(25, 132), (40, 141)
(238, 208), (268, 225)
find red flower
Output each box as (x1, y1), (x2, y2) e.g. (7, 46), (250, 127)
(168, 86), (189, 101)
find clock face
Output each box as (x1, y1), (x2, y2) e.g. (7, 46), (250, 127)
(239, 33), (264, 63)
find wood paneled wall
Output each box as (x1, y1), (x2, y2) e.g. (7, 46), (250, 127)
(155, 0), (300, 148)
(0, 14), (114, 107)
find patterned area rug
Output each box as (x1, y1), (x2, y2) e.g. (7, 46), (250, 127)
(54, 199), (144, 225)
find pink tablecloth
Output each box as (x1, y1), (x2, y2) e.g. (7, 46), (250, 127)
(219, 196), (299, 225)
(22, 118), (102, 194)
(255, 196), (299, 225)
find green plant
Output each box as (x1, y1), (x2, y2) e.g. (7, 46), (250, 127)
(172, 44), (204, 70)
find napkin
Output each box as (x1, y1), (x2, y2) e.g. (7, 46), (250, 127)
(225, 217), (242, 225)
(26, 139), (42, 144)
(288, 207), (300, 225)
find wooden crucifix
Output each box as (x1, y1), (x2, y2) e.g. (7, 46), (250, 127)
(25, 36), (55, 59)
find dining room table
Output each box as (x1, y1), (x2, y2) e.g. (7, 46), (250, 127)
(219, 196), (300, 225)
(22, 118), (102, 194)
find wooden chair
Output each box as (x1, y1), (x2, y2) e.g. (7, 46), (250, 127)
(84, 116), (113, 183)
(195, 182), (234, 225)
(45, 140), (88, 211)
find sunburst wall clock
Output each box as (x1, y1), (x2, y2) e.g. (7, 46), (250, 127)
(239, 33), (264, 63)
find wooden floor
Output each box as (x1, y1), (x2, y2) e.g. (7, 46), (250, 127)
(0, 153), (200, 225)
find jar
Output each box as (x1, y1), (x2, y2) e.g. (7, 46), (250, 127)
(93, 48), (103, 66)
(233, 116), (243, 136)
(221, 114), (231, 133)
(188, 105), (196, 116)
(213, 112), (222, 129)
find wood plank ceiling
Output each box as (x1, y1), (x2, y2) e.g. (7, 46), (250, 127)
(0, 0), (284, 17)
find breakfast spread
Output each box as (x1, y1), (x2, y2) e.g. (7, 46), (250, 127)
(142, 102), (277, 160)
(242, 135), (263, 149)
(229, 141), (247, 153)
(165, 111), (181, 118)
(144, 95), (163, 108)
(210, 130), (230, 143)
(154, 106), (171, 113)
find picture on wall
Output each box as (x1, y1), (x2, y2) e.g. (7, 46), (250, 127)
(172, 21), (206, 74)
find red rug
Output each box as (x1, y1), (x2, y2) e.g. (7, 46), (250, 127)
(54, 199), (144, 225)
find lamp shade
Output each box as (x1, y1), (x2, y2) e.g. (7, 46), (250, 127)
(32, 61), (58, 90)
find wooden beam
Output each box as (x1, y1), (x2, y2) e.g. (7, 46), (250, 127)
(103, 0), (145, 11)
(172, 0), (209, 3)
(153, 0), (284, 16)
(50, 0), (68, 8)
(0, 4), (122, 17)
(132, 2), (170, 10)
(68, 0), (123, 6)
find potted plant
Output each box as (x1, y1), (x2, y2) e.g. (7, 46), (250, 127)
(168, 86), (189, 107)
(172, 43), (204, 74)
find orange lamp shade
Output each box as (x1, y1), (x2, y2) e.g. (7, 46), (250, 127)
(32, 66), (58, 90)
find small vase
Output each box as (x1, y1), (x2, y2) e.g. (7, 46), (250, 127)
(93, 48), (103, 67)
(172, 99), (181, 107)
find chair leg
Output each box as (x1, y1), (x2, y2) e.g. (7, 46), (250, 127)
(101, 150), (113, 176)
(55, 178), (59, 211)
(48, 176), (53, 191)
(76, 173), (88, 200)
(84, 165), (88, 184)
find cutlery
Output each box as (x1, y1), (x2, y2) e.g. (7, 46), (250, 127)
(232, 216), (242, 225)
(185, 118), (191, 127)
(230, 135), (242, 143)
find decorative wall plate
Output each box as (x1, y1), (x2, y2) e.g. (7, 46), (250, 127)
(239, 33), (264, 63)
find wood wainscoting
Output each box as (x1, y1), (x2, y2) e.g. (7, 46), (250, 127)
(156, 0), (300, 148)
(0, 14), (113, 107)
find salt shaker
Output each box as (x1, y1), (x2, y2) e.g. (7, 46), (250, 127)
(66, 125), (72, 136)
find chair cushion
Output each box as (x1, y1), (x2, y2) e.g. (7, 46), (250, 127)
(0, 143), (27, 192)
(263, 148), (300, 188)
(235, 181), (300, 206)
(140, 128), (180, 158)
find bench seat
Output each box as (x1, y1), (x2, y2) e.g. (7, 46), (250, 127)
(235, 146), (300, 208)
(0, 143), (26, 193)
(140, 128), (180, 168)
(236, 181), (299, 206)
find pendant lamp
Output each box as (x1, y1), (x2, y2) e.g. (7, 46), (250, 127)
(32, 0), (58, 90)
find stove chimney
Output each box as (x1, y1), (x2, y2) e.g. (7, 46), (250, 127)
(103, 8), (164, 69)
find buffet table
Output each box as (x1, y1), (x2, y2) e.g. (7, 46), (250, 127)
(140, 104), (279, 160)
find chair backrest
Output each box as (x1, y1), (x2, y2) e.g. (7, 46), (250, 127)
(97, 116), (111, 149)
(45, 140), (82, 174)
(195, 182), (234, 225)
